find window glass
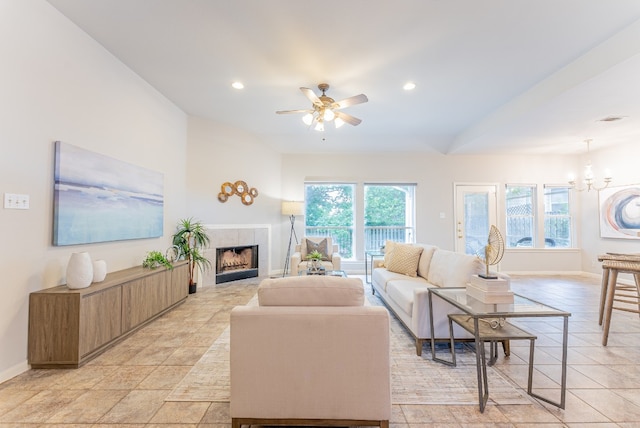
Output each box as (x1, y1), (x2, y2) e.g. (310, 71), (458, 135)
(505, 185), (536, 248)
(544, 186), (571, 248)
(364, 184), (416, 251)
(304, 183), (355, 259)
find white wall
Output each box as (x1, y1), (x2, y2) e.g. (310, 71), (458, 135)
(0, 1), (188, 382)
(281, 151), (584, 272)
(186, 116), (283, 274)
(579, 141), (640, 274)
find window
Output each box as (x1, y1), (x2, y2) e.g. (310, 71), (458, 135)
(505, 184), (573, 249)
(364, 184), (416, 251)
(304, 183), (355, 258)
(505, 185), (536, 248)
(544, 186), (572, 248)
(304, 182), (416, 260)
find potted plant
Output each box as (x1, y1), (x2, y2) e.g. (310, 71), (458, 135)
(142, 250), (173, 270)
(172, 217), (211, 294)
(306, 250), (325, 273)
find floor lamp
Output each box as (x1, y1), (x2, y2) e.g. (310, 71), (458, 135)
(282, 201), (304, 277)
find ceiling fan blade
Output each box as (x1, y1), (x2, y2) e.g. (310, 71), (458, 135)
(276, 109), (313, 114)
(335, 111), (362, 126)
(332, 94), (368, 109)
(300, 87), (323, 107)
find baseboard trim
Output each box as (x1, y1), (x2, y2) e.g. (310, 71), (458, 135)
(0, 360), (29, 385)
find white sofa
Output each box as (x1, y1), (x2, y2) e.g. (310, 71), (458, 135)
(371, 242), (485, 356)
(290, 236), (341, 273)
(230, 275), (390, 428)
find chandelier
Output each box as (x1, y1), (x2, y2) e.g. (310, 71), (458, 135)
(568, 139), (612, 192)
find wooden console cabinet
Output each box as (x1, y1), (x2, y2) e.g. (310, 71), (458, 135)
(28, 261), (188, 368)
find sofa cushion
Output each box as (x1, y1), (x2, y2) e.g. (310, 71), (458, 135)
(386, 244), (423, 277)
(427, 249), (484, 288)
(372, 267), (410, 292)
(258, 276), (364, 306)
(386, 279), (431, 316)
(415, 244), (437, 279)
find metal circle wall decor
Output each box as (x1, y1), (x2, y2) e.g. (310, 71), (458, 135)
(218, 180), (258, 205)
(234, 180), (248, 196)
(221, 182), (235, 196)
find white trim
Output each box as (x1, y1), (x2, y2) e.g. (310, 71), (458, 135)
(0, 360), (29, 385)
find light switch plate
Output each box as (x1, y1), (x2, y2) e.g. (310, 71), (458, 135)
(4, 193), (30, 209)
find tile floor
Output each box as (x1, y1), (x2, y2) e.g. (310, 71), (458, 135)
(1, 274), (639, 427)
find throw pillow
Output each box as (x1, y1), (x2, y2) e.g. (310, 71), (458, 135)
(383, 240), (398, 267)
(386, 243), (424, 277)
(306, 238), (330, 261)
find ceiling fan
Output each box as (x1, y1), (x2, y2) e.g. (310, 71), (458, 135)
(276, 83), (368, 131)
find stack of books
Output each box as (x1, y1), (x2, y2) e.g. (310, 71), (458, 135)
(466, 274), (514, 304)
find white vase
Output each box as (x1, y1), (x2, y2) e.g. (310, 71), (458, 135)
(92, 259), (107, 283)
(66, 252), (93, 289)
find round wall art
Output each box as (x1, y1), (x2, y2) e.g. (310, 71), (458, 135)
(218, 180), (258, 205)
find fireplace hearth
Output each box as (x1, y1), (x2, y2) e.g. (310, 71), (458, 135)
(216, 245), (258, 284)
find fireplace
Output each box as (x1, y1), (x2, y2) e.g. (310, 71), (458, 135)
(216, 245), (259, 284)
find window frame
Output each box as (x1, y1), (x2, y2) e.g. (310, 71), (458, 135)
(303, 181), (417, 260)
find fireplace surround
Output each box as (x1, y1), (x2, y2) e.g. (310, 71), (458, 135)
(202, 225), (270, 286)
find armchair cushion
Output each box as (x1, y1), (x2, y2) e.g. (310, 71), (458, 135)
(301, 236), (332, 258)
(305, 238), (330, 261)
(291, 236), (341, 273)
(258, 276), (364, 307)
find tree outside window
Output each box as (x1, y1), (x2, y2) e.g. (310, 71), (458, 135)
(304, 183), (354, 258)
(364, 184), (416, 251)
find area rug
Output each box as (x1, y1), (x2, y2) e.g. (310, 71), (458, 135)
(166, 294), (532, 406)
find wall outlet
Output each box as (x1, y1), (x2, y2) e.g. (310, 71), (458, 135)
(4, 193), (30, 209)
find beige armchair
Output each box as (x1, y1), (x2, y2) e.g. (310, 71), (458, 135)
(230, 276), (390, 428)
(290, 236), (341, 273)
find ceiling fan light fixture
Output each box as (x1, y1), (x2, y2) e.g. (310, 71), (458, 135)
(302, 113), (314, 125)
(276, 83), (367, 131)
(323, 108), (335, 122)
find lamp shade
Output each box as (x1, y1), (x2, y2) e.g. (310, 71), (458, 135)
(282, 201), (304, 216)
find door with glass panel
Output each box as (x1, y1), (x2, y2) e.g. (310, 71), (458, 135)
(454, 185), (497, 255)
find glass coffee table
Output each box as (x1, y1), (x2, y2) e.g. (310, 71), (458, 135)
(428, 287), (570, 412)
(298, 269), (347, 277)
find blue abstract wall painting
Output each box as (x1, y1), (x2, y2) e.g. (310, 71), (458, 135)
(53, 141), (164, 246)
(599, 185), (640, 239)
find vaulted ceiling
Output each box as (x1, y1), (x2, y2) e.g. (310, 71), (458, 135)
(47, 0), (640, 155)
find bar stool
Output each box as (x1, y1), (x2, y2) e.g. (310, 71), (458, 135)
(597, 253), (640, 326)
(600, 257), (640, 346)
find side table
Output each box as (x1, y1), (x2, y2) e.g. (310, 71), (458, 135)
(446, 314), (536, 412)
(428, 287), (570, 412)
(365, 251), (385, 285)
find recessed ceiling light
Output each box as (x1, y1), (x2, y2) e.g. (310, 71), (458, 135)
(403, 82), (416, 91)
(231, 81), (244, 90)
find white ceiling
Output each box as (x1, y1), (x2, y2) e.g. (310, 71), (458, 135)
(47, 0), (640, 155)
